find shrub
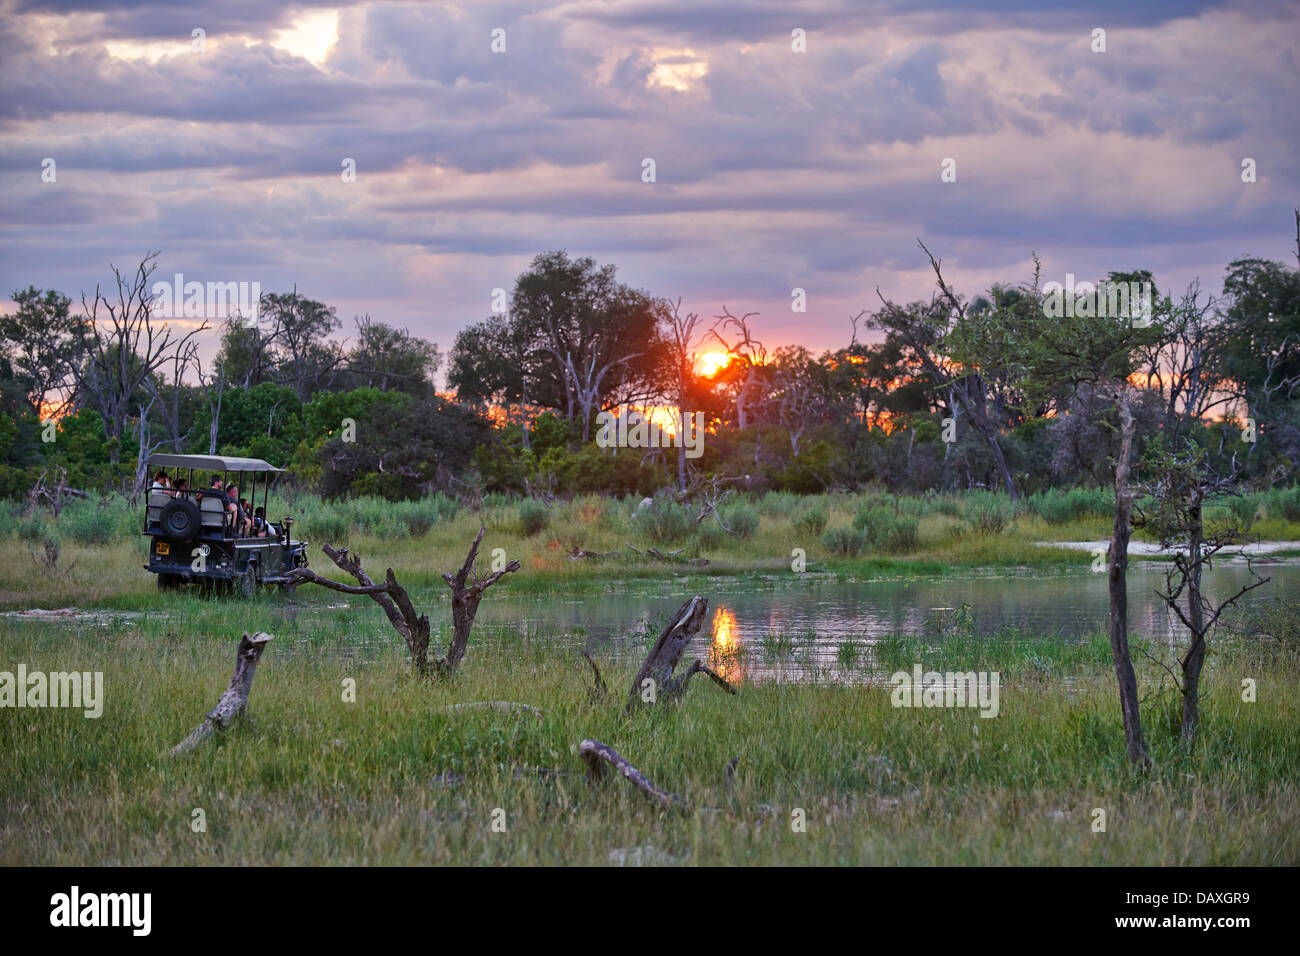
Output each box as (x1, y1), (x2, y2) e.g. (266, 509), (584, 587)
(1274, 486), (1300, 522)
(302, 511), (348, 543)
(964, 497), (1013, 535)
(638, 496), (695, 544)
(721, 502), (760, 540)
(518, 499), (550, 536)
(758, 491), (801, 517)
(1034, 490), (1076, 526)
(822, 526), (867, 557)
(793, 504), (829, 537)
(697, 520), (727, 549)
(1225, 495), (1257, 526)
(852, 506), (918, 551)
(15, 513), (50, 543)
(1032, 487), (1112, 525)
(55, 498), (136, 545)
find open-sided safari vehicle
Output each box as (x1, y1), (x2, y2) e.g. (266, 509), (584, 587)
(142, 454), (309, 593)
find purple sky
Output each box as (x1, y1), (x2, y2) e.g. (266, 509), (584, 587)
(2, 0), (1298, 377)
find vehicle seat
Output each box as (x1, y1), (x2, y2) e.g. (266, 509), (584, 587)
(199, 494), (226, 531)
(146, 491), (170, 525)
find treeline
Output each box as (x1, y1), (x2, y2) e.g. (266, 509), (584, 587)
(2, 235), (1298, 502)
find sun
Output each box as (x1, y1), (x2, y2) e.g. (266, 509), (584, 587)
(696, 351), (732, 377)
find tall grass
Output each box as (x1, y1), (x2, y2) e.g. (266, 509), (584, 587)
(1, 605), (1296, 865)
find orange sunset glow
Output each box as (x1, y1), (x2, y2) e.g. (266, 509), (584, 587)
(696, 351), (732, 377)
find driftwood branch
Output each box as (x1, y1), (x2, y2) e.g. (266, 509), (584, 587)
(172, 631), (273, 755)
(579, 739), (688, 809)
(627, 595), (736, 712)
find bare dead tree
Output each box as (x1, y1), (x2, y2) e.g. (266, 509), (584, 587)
(626, 595), (736, 713)
(869, 240), (1019, 498)
(73, 252), (208, 462)
(195, 354), (227, 455)
(286, 528), (519, 678)
(172, 631), (274, 756)
(669, 472), (744, 532)
(663, 297), (705, 491)
(706, 306), (767, 432)
(146, 337), (201, 452)
(130, 395), (170, 501)
(28, 465), (88, 517)
(1136, 450), (1270, 747)
(556, 347), (644, 442)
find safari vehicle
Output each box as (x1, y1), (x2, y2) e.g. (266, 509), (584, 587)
(142, 454), (309, 593)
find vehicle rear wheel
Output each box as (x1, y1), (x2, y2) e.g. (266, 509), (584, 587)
(237, 564), (257, 598)
(157, 573), (180, 591)
(159, 498), (201, 543)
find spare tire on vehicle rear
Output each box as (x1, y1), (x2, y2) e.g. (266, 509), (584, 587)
(159, 498), (201, 543)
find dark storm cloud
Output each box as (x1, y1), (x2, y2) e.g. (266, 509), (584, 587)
(0, 0), (1297, 354)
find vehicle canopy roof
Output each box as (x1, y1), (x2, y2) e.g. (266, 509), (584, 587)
(148, 454), (284, 473)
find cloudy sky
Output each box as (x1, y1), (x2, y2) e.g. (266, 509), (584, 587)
(2, 0), (1297, 371)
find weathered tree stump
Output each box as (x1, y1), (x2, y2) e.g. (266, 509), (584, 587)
(579, 739), (688, 809)
(172, 631), (273, 756)
(626, 595), (736, 713)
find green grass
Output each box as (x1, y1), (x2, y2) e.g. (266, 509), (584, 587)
(3, 489), (1298, 864)
(1, 594), (1297, 865)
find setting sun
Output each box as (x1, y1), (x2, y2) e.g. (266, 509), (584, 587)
(696, 351), (732, 377)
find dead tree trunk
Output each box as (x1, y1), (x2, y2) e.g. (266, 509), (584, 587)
(286, 528), (519, 678)
(626, 595), (736, 713)
(579, 739), (688, 809)
(172, 631), (273, 755)
(441, 526), (521, 673)
(1108, 386), (1151, 770)
(1180, 496), (1207, 744)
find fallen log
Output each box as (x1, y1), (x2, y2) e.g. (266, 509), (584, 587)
(440, 701), (543, 721)
(579, 739), (688, 809)
(172, 631), (274, 756)
(567, 546), (620, 560)
(626, 595), (737, 712)
(623, 543), (709, 566)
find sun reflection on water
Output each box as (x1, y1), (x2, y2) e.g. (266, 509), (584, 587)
(709, 605), (743, 685)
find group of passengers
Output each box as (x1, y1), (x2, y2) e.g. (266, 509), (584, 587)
(149, 471), (276, 539)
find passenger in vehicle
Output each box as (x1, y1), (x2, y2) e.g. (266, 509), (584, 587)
(227, 483), (252, 536)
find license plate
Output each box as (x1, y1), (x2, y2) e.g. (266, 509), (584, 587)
(156, 542), (169, 555)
